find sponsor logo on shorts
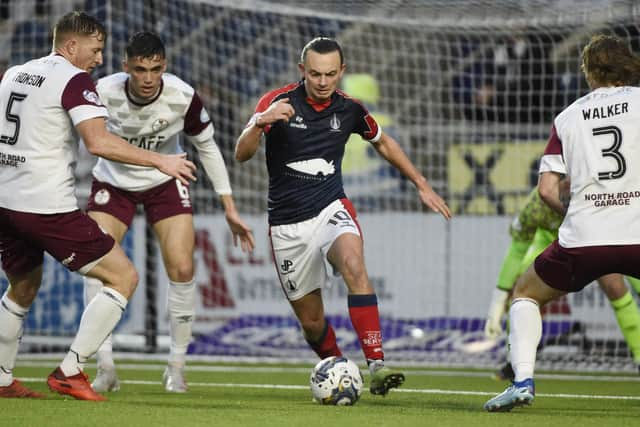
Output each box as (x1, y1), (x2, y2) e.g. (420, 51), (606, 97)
(280, 259), (295, 273)
(286, 279), (297, 291)
(94, 189), (110, 205)
(82, 90), (103, 106)
(61, 252), (76, 267)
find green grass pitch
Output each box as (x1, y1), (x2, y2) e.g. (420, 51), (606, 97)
(1, 360), (638, 427)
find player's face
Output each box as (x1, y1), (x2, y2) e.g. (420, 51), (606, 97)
(299, 50), (345, 103)
(124, 55), (167, 99)
(71, 34), (104, 73)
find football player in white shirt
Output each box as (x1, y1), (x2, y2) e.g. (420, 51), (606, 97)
(0, 12), (196, 401)
(485, 34), (640, 412)
(83, 31), (255, 393)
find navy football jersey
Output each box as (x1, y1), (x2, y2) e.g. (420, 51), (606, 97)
(254, 81), (381, 225)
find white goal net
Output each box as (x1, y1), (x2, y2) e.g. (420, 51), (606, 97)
(1, 0), (640, 372)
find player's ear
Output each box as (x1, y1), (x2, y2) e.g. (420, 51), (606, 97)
(122, 59), (128, 73)
(297, 62), (305, 75)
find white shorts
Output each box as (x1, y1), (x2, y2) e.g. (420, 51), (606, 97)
(269, 199), (361, 301)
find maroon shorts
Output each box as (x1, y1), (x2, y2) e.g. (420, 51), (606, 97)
(535, 240), (640, 292)
(86, 178), (193, 226)
(0, 207), (115, 276)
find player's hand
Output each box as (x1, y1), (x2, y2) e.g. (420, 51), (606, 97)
(258, 98), (295, 127)
(225, 210), (256, 253)
(418, 182), (452, 220)
(158, 153), (197, 186)
(484, 288), (510, 339)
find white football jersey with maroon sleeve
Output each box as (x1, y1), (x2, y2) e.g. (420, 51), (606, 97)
(539, 86), (640, 247)
(0, 54), (108, 213)
(92, 72), (213, 191)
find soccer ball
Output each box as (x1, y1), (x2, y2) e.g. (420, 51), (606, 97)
(310, 356), (363, 406)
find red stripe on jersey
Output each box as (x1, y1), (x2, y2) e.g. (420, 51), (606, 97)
(252, 82), (301, 133)
(335, 89), (379, 140)
(544, 124), (563, 155)
(61, 72), (103, 111)
(184, 91), (210, 136)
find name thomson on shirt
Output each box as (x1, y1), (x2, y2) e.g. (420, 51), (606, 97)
(13, 72), (46, 88)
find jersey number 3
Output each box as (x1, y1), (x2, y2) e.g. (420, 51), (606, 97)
(594, 125), (626, 180)
(0, 92), (27, 145)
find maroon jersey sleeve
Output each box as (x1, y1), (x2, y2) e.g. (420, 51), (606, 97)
(544, 124), (563, 155)
(61, 72), (104, 111)
(184, 92), (211, 136)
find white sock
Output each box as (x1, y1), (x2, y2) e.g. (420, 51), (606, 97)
(0, 292), (28, 386)
(84, 277), (114, 367)
(509, 298), (541, 382)
(167, 279), (195, 367)
(61, 287), (127, 377)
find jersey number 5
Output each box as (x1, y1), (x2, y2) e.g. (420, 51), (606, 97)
(594, 125), (626, 180)
(0, 92), (27, 145)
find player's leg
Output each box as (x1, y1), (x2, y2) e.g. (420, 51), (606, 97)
(153, 213), (196, 393)
(289, 289), (342, 358)
(48, 240), (137, 401)
(485, 237), (530, 339)
(83, 181), (136, 392)
(0, 266), (45, 398)
(324, 200), (404, 396)
(485, 264), (564, 412)
(597, 274), (640, 369)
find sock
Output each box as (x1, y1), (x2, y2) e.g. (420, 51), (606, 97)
(84, 277), (114, 367)
(305, 320), (342, 359)
(509, 298), (541, 382)
(348, 294), (384, 362)
(167, 279), (195, 367)
(611, 291), (640, 364)
(496, 239), (529, 291)
(0, 292), (28, 386)
(61, 287), (127, 377)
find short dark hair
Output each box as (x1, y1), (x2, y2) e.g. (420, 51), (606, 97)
(53, 11), (106, 47)
(300, 37), (343, 65)
(125, 31), (166, 60)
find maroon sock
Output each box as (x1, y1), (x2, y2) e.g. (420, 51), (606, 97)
(348, 294), (384, 361)
(306, 321), (342, 359)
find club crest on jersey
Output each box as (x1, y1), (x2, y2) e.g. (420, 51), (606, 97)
(290, 115), (307, 129)
(287, 158), (335, 176)
(94, 189), (110, 205)
(82, 90), (103, 106)
(329, 113), (341, 132)
(152, 118), (169, 132)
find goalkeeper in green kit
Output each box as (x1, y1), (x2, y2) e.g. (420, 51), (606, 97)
(485, 184), (640, 378)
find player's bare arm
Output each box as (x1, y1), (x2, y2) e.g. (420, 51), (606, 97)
(77, 117), (197, 185)
(373, 131), (452, 220)
(538, 171), (564, 215)
(235, 98), (295, 162)
(220, 194), (256, 253)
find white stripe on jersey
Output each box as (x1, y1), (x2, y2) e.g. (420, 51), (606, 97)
(540, 86), (640, 247)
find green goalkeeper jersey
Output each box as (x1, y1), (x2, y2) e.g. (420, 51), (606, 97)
(509, 187), (563, 242)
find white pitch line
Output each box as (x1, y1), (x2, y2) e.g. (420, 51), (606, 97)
(15, 361), (640, 383)
(17, 377), (640, 401)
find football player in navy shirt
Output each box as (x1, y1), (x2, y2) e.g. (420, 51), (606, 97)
(236, 37), (451, 396)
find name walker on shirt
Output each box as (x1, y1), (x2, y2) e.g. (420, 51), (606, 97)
(582, 102), (629, 120)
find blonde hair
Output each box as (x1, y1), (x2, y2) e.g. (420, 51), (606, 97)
(52, 11), (106, 48)
(582, 34), (640, 87)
